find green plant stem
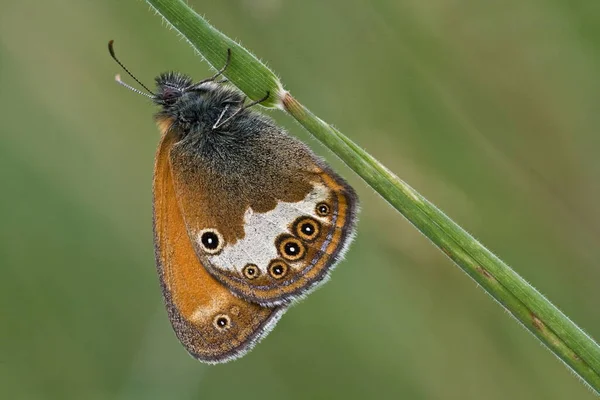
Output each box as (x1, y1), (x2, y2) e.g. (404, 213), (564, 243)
(145, 0), (600, 393)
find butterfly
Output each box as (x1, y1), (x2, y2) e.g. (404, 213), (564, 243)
(109, 41), (358, 363)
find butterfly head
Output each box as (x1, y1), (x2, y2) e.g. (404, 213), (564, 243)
(153, 72), (194, 108)
(108, 41), (245, 136)
(153, 73), (242, 137)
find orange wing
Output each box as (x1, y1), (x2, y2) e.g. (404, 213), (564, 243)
(153, 126), (285, 363)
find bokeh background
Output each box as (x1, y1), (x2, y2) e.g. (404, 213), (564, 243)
(1, 1), (599, 399)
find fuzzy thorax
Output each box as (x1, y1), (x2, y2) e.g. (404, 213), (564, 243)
(153, 73), (245, 137)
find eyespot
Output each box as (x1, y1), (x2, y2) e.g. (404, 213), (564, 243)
(276, 235), (306, 261)
(242, 264), (260, 280)
(316, 202), (331, 217)
(294, 216), (321, 242)
(268, 259), (289, 279)
(198, 229), (224, 254)
(213, 314), (232, 331)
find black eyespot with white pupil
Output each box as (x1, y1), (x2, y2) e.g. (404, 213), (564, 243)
(301, 223), (314, 235)
(198, 229), (224, 254)
(243, 264), (259, 280)
(268, 260), (289, 279)
(316, 202), (330, 217)
(294, 216), (321, 242)
(285, 242), (299, 255)
(201, 232), (219, 249)
(277, 235), (305, 261)
(213, 314), (231, 331)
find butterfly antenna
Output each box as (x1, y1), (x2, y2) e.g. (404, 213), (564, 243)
(114, 74), (153, 99)
(108, 40), (155, 96)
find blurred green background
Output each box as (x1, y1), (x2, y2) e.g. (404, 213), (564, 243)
(1, 0), (599, 399)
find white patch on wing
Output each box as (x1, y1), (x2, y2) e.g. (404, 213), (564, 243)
(188, 293), (227, 323)
(203, 183), (330, 274)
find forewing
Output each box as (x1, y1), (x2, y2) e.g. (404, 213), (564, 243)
(153, 127), (284, 363)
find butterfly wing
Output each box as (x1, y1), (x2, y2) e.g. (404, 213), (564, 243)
(169, 116), (358, 307)
(153, 127), (285, 363)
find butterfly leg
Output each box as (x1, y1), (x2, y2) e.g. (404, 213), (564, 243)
(212, 105), (231, 129)
(189, 49), (232, 89)
(212, 91), (270, 130)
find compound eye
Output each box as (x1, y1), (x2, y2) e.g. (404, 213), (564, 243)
(161, 87), (180, 104)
